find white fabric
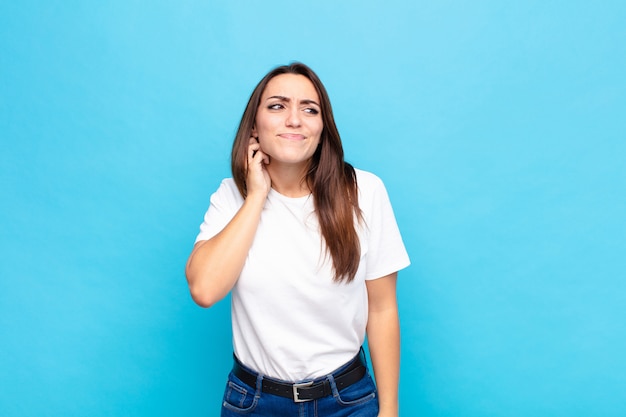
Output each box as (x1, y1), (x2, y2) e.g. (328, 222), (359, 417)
(195, 169), (410, 381)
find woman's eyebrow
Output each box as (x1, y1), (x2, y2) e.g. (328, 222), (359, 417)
(300, 99), (321, 107)
(266, 96), (320, 107)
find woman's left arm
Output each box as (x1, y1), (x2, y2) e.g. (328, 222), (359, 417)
(366, 272), (400, 417)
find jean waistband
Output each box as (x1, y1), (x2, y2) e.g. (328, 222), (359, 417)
(232, 350), (367, 403)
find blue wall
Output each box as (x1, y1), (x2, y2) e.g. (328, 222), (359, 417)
(1, 1), (625, 416)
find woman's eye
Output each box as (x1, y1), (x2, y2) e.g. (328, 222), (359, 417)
(304, 108), (319, 115)
(268, 103), (284, 110)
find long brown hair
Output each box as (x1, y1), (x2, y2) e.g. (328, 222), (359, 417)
(231, 62), (362, 283)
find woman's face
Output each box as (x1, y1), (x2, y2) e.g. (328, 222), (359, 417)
(252, 74), (323, 168)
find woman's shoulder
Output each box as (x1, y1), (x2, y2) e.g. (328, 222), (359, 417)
(209, 177), (237, 193)
(211, 178), (244, 204)
(354, 168), (385, 190)
(218, 177), (237, 189)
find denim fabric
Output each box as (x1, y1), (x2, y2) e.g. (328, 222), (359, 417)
(220, 357), (379, 416)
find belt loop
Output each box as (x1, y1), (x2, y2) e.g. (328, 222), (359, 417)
(255, 372), (263, 397)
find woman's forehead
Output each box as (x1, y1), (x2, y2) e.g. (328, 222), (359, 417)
(262, 74), (319, 101)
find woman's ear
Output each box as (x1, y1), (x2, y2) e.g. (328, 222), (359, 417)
(251, 124), (258, 139)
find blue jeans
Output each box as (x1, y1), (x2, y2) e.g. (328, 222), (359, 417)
(220, 354), (379, 416)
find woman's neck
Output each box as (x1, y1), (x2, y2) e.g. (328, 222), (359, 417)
(267, 163), (311, 198)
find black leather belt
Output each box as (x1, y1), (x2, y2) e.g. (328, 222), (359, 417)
(232, 352), (367, 403)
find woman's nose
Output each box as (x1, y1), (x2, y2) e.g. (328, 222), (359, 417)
(286, 108), (301, 127)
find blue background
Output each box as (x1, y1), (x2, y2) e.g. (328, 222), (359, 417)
(1, 1), (625, 416)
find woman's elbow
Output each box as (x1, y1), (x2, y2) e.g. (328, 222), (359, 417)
(190, 291), (215, 308)
(185, 255), (231, 308)
(188, 281), (220, 308)
(185, 269), (218, 308)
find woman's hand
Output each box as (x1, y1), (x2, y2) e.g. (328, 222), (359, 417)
(246, 137), (271, 198)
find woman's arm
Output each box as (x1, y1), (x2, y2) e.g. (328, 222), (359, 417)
(366, 272), (400, 417)
(185, 138), (270, 308)
(185, 193), (265, 307)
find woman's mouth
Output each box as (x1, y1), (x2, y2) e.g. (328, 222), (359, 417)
(278, 133), (306, 141)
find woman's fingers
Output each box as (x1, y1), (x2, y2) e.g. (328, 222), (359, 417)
(247, 138), (258, 160)
(246, 137), (271, 196)
(247, 137), (269, 165)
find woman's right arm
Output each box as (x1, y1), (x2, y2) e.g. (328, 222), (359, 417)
(185, 138), (270, 308)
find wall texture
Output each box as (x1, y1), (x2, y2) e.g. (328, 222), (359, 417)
(1, 1), (625, 416)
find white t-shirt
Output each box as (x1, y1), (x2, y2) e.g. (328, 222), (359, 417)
(195, 169), (410, 381)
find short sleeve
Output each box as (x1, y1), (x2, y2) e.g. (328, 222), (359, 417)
(358, 171), (411, 280)
(195, 179), (244, 243)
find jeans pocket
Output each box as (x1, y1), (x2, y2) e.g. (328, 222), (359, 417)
(332, 371), (378, 407)
(222, 372), (258, 413)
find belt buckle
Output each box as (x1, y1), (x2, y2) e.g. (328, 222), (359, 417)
(292, 381), (314, 403)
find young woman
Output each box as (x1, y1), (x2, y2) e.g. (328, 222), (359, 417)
(186, 62), (410, 417)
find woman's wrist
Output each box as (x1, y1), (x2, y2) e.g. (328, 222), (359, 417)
(245, 189), (269, 205)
